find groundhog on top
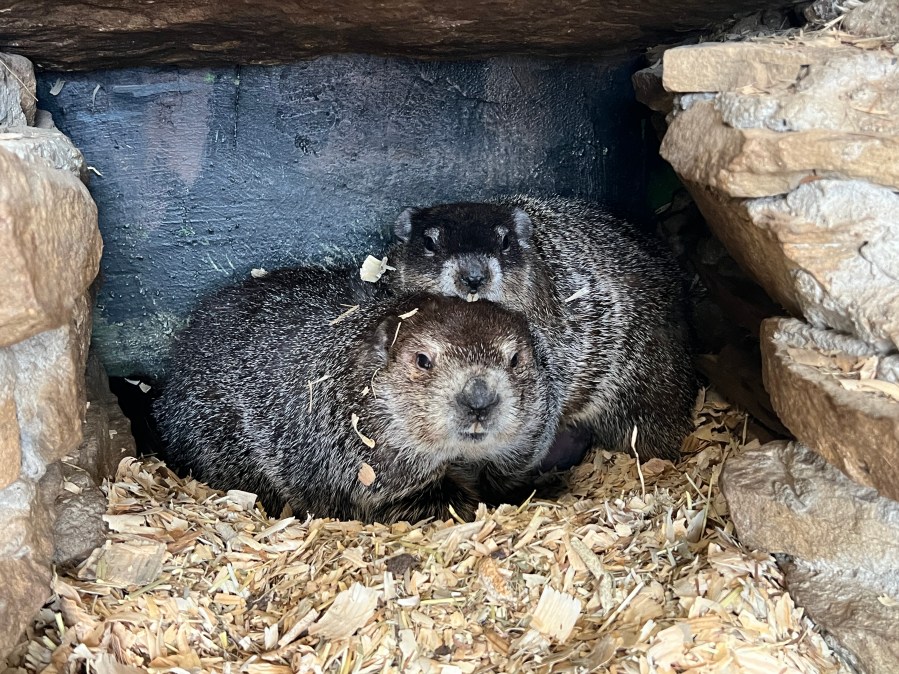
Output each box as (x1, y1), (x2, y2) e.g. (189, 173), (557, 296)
(154, 267), (559, 524)
(387, 196), (698, 464)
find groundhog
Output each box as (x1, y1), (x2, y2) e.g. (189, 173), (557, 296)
(153, 267), (558, 523)
(387, 196), (697, 463)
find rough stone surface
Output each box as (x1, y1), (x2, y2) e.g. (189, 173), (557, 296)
(6, 293), (93, 471)
(685, 178), (899, 350)
(761, 317), (899, 500)
(0, 471), (59, 658)
(77, 354), (138, 484)
(0, 53), (35, 127)
(38, 57), (656, 377)
(720, 440), (899, 674)
(843, 0), (899, 40)
(632, 61), (673, 115)
(0, 127), (87, 177)
(663, 42), (860, 94)
(781, 561), (899, 674)
(0, 353), (22, 491)
(51, 354), (137, 568)
(51, 464), (108, 569)
(0, 147), (101, 347)
(0, 0), (815, 70)
(661, 99), (899, 197)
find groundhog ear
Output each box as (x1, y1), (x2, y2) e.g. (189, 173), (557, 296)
(394, 208), (417, 243)
(512, 208), (533, 244)
(370, 316), (401, 363)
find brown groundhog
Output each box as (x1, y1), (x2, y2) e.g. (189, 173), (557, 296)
(387, 196), (698, 465)
(154, 267), (558, 523)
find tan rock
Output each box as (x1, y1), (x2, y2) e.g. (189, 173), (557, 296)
(8, 293), (93, 468)
(691, 178), (899, 348)
(661, 100), (899, 197)
(663, 41), (858, 93)
(0, 355), (21, 490)
(720, 440), (899, 674)
(0, 473), (57, 656)
(0, 127), (87, 177)
(632, 61), (673, 115)
(0, 53), (36, 127)
(844, 0), (899, 40)
(714, 48), (899, 136)
(0, 148), (101, 347)
(760, 317), (899, 500)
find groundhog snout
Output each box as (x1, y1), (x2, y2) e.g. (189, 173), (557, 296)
(461, 270), (488, 292)
(455, 377), (500, 420)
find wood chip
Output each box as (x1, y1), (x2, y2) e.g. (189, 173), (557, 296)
(359, 255), (394, 282)
(350, 413), (376, 448)
(528, 586), (582, 643)
(308, 583), (379, 639)
(357, 462), (376, 487)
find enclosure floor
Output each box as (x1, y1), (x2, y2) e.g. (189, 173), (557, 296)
(7, 391), (851, 674)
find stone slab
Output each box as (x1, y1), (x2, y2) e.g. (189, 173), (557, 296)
(3, 292), (93, 473)
(761, 317), (899, 499)
(749, 179), (899, 349)
(661, 100), (899, 197)
(0, 148), (101, 347)
(0, 473), (58, 657)
(844, 0), (899, 40)
(0, 0), (818, 69)
(0, 127), (87, 177)
(662, 41), (859, 94)
(0, 353), (22, 491)
(720, 439), (899, 674)
(0, 53), (35, 127)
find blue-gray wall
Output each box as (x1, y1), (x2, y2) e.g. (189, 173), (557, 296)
(38, 55), (653, 378)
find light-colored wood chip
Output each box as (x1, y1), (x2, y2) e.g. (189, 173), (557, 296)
(357, 462), (376, 487)
(308, 583), (379, 639)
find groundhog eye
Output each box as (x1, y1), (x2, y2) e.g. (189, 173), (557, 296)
(416, 353), (432, 370)
(500, 233), (511, 252)
(510, 352), (520, 368)
(423, 235), (437, 254)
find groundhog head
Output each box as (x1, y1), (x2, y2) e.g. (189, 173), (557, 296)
(391, 202), (536, 308)
(364, 294), (551, 468)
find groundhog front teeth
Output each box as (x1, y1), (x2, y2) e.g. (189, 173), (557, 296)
(466, 293), (479, 303)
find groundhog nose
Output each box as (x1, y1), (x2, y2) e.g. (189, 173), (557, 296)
(457, 377), (499, 414)
(462, 272), (486, 291)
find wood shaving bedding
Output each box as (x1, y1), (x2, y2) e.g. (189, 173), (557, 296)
(5, 391), (851, 674)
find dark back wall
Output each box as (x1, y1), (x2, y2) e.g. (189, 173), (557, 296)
(38, 55), (654, 378)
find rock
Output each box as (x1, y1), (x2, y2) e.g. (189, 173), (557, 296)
(76, 354), (137, 483)
(720, 440), (899, 674)
(760, 317), (899, 501)
(632, 61), (673, 115)
(747, 180), (899, 349)
(0, 0), (820, 70)
(0, 53), (35, 127)
(0, 472), (58, 657)
(0, 147), (101, 347)
(843, 0), (899, 40)
(679, 178), (899, 350)
(662, 41), (861, 95)
(780, 560), (899, 674)
(0, 353), (22, 491)
(713, 48), (899, 136)
(661, 100), (899, 198)
(51, 464), (107, 568)
(0, 127), (87, 177)
(6, 292), (93, 470)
